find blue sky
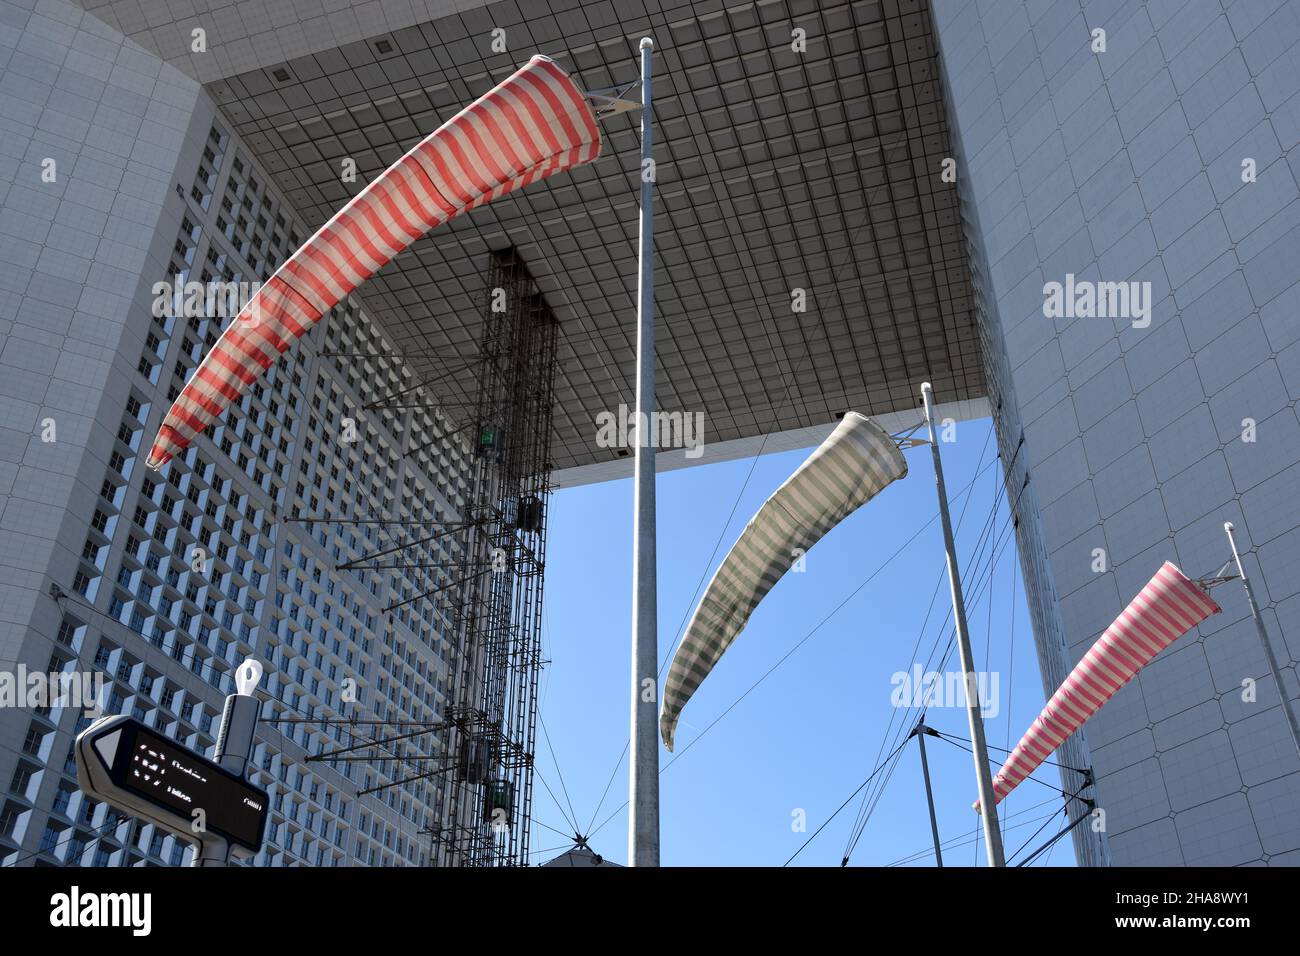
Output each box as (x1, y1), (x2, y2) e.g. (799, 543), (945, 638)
(530, 415), (1078, 867)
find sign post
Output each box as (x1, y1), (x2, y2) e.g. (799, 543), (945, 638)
(75, 659), (268, 866)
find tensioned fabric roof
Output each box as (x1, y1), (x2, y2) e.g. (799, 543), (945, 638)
(81, 0), (985, 476)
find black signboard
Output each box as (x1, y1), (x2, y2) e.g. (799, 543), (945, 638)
(81, 717), (268, 853)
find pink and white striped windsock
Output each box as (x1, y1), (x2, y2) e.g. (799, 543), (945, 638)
(976, 561), (1220, 811)
(146, 54), (600, 470)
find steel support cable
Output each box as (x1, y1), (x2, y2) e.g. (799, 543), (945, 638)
(647, 133), (954, 695)
(931, 730), (1088, 774)
(842, 429), (996, 848)
(528, 842), (578, 860)
(844, 434), (999, 857)
(926, 730), (1076, 800)
(581, 446), (1001, 844)
(841, 736), (912, 864)
(844, 478), (1015, 863)
(531, 765), (579, 836)
(538, 714), (581, 835)
(927, 505), (1013, 692)
(929, 478), (1030, 682)
(580, 48), (996, 829)
(531, 815), (580, 843)
(882, 796), (1061, 867)
(884, 811), (1060, 868)
(926, 509), (1022, 759)
(54, 582), (442, 801)
(883, 790), (1066, 868)
(2, 812), (128, 868)
(1005, 781), (1093, 865)
(1018, 809), (1092, 867)
(583, 740), (628, 838)
(860, 435), (1000, 781)
(262, 704), (434, 782)
(584, 498), (959, 844)
(782, 735), (913, 867)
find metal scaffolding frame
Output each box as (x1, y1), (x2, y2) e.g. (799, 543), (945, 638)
(283, 248), (558, 867)
(430, 248), (557, 866)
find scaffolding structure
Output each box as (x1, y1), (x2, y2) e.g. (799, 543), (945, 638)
(430, 248), (557, 866)
(285, 248), (558, 867)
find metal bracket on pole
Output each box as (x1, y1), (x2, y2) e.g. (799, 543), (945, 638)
(1197, 560), (1241, 590)
(1224, 522), (1300, 761)
(584, 81), (642, 120)
(891, 422), (929, 448)
(920, 382), (1006, 867)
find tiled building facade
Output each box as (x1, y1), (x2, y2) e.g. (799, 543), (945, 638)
(934, 0), (1300, 865)
(2, 0), (1298, 870)
(0, 0), (469, 866)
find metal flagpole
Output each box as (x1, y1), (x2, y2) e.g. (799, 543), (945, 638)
(629, 36), (660, 867)
(910, 720), (944, 867)
(1224, 522), (1300, 760)
(920, 382), (1006, 867)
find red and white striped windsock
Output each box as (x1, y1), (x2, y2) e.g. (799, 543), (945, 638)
(146, 54), (601, 470)
(976, 561), (1220, 810)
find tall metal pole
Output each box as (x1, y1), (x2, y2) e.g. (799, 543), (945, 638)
(1224, 522), (1300, 760)
(628, 36), (660, 867)
(912, 721), (943, 867)
(920, 382), (1005, 867)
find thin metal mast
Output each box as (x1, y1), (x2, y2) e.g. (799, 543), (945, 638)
(911, 720), (944, 867)
(920, 381), (1005, 867)
(629, 35), (660, 867)
(1224, 521), (1300, 760)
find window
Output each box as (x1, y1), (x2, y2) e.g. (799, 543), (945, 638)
(21, 724), (44, 756)
(9, 762), (36, 797)
(51, 786), (74, 816)
(39, 823), (63, 854)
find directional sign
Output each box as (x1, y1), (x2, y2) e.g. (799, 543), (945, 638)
(76, 715), (268, 855)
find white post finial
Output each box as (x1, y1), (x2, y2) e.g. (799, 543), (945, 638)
(640, 36), (653, 50)
(235, 659), (263, 697)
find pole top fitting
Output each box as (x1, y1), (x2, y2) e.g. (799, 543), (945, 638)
(1224, 521), (1235, 533)
(235, 658), (263, 697)
(920, 381), (933, 396)
(640, 36), (654, 50)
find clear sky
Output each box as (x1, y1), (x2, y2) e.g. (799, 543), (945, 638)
(529, 415), (1078, 867)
